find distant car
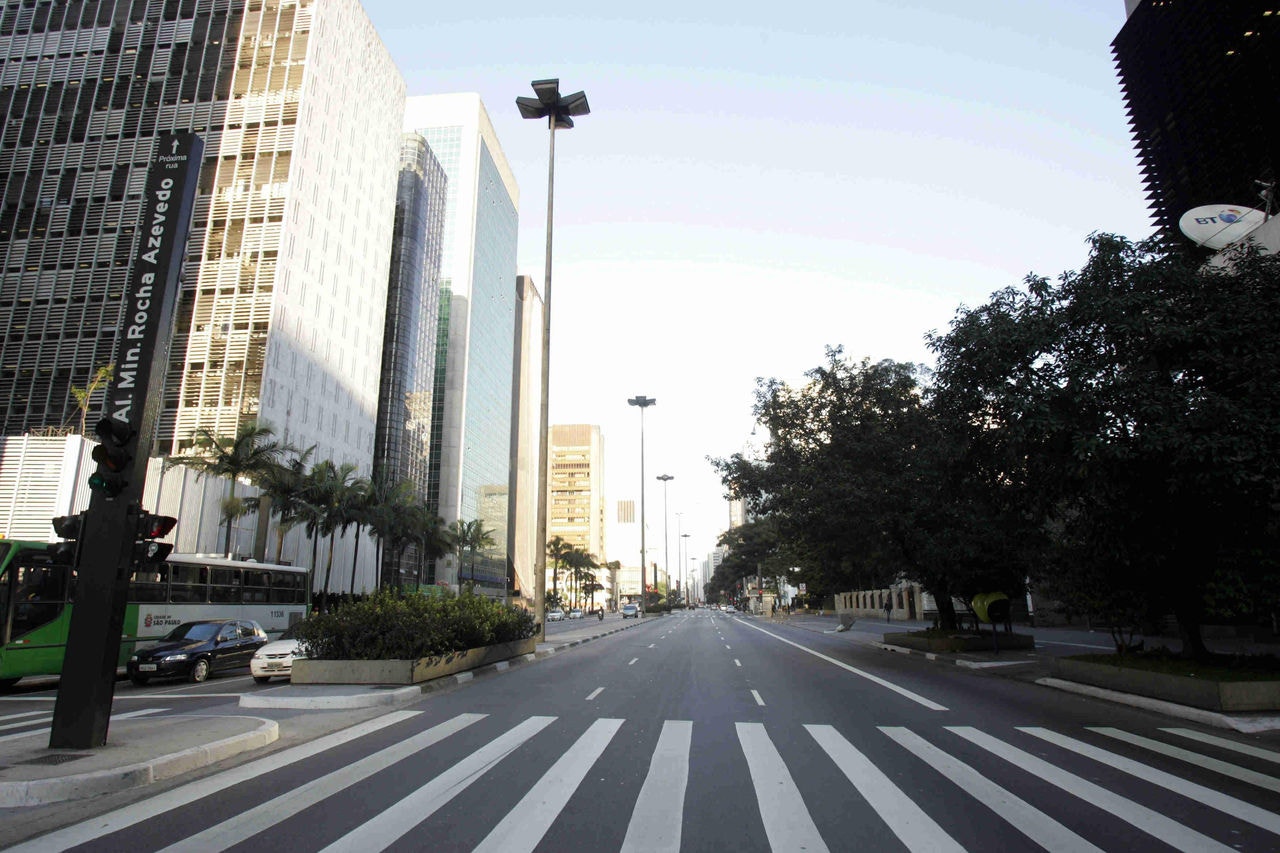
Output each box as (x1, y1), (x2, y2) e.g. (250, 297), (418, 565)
(547, 609), (566, 622)
(128, 619), (267, 685)
(621, 604), (639, 619)
(250, 624), (304, 684)
(568, 609), (584, 619)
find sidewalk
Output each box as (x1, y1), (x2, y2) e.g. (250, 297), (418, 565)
(773, 610), (1280, 734)
(0, 615), (651, 809)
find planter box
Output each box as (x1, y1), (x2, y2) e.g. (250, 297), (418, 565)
(1052, 657), (1280, 712)
(884, 631), (1035, 653)
(291, 637), (538, 685)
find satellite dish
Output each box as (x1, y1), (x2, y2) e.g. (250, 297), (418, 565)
(1178, 205), (1267, 249)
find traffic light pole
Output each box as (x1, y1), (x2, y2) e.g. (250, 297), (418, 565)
(49, 134), (202, 749)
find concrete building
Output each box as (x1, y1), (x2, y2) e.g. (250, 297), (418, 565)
(506, 274), (543, 608)
(403, 94), (519, 593)
(0, 0), (405, 590)
(374, 133), (447, 587)
(547, 424), (608, 607)
(1113, 1), (1280, 238)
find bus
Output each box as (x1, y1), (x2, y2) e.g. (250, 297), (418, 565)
(0, 540), (309, 689)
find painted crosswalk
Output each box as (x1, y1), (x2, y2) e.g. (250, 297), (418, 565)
(10, 712), (1280, 852)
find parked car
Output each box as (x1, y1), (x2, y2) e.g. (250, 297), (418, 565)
(128, 619), (268, 685)
(546, 609), (566, 622)
(621, 603), (639, 619)
(568, 608), (584, 619)
(250, 624), (304, 684)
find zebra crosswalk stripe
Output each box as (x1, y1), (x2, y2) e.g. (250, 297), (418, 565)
(808, 724), (963, 853)
(739, 722), (830, 853)
(157, 713), (487, 853)
(1162, 727), (1280, 765)
(473, 718), (626, 853)
(1089, 726), (1280, 794)
(320, 715), (556, 853)
(881, 726), (1103, 853)
(1022, 727), (1280, 835)
(949, 726), (1236, 853)
(621, 720), (692, 853)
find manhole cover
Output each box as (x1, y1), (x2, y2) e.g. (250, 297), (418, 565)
(19, 753), (91, 766)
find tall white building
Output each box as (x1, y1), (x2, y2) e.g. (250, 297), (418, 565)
(403, 94), (519, 592)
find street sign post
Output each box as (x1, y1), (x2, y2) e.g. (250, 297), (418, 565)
(49, 133), (203, 749)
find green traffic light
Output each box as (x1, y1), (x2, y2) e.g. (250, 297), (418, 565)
(88, 470), (125, 496)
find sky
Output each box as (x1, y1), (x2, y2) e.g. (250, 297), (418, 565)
(360, 0), (1155, 584)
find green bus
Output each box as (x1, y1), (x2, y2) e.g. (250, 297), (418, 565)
(0, 539), (308, 690)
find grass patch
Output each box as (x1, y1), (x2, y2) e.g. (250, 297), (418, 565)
(1069, 650), (1280, 682)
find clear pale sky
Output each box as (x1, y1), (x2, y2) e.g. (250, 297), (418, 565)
(360, 0), (1154, 580)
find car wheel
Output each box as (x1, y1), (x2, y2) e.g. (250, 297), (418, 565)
(130, 675), (149, 686)
(253, 675), (272, 684)
(189, 658), (211, 683)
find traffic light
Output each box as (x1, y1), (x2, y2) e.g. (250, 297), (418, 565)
(49, 513), (86, 564)
(135, 512), (177, 563)
(88, 416), (134, 497)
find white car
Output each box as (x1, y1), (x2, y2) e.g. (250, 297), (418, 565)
(546, 609), (566, 622)
(568, 609), (585, 619)
(250, 625), (304, 684)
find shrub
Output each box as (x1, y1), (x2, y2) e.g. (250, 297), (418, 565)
(294, 588), (537, 660)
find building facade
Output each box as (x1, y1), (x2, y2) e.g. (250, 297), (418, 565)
(1113, 1), (1280, 238)
(507, 274), (542, 608)
(403, 93), (519, 593)
(375, 132), (447, 586)
(547, 423), (607, 606)
(0, 0), (405, 591)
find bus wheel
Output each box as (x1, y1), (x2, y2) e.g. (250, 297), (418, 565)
(0, 677), (19, 692)
(130, 675), (149, 686)
(189, 659), (210, 683)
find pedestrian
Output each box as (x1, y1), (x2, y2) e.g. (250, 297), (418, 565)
(771, 601), (777, 617)
(884, 597), (892, 623)
(597, 607), (604, 622)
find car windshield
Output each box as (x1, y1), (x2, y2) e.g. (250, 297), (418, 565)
(162, 622), (221, 642)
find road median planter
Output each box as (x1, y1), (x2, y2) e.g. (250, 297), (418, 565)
(1051, 657), (1280, 712)
(884, 630), (1035, 653)
(291, 637), (538, 685)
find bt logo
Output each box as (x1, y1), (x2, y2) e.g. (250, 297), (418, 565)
(1195, 208), (1246, 225)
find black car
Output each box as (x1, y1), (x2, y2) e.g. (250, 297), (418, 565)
(128, 619), (268, 685)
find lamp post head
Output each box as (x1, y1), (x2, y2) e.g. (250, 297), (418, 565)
(627, 395), (656, 409)
(517, 78), (590, 129)
(656, 474), (673, 484)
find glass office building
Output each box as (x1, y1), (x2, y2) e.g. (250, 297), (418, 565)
(405, 94), (519, 594)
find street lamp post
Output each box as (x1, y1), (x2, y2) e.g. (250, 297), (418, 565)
(681, 532), (690, 605)
(657, 474), (673, 603)
(628, 395), (656, 612)
(517, 79), (589, 639)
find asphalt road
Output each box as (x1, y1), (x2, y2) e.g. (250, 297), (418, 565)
(5, 610), (1280, 852)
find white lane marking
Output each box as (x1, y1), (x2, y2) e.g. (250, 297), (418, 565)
(734, 659), (742, 667)
(0, 713), (52, 732)
(473, 718), (625, 853)
(621, 720), (692, 853)
(725, 644), (731, 649)
(751, 690), (765, 706)
(648, 644), (655, 649)
(737, 723), (829, 852)
(586, 687), (604, 701)
(628, 658), (639, 666)
(4, 711), (422, 853)
(1091, 727), (1280, 793)
(113, 708), (168, 720)
(738, 619), (948, 711)
(949, 727), (1234, 853)
(322, 716), (556, 853)
(1035, 640), (1115, 650)
(881, 727), (1102, 853)
(809, 725), (963, 852)
(1162, 727), (1280, 765)
(1024, 727), (1280, 834)
(0, 707), (167, 743)
(0, 710), (48, 724)
(159, 714), (485, 853)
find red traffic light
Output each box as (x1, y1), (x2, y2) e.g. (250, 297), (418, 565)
(138, 512), (177, 540)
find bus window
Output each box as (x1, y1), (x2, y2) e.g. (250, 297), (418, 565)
(129, 566), (166, 602)
(10, 561), (69, 638)
(210, 568), (241, 603)
(242, 570), (270, 603)
(170, 564), (208, 603)
(270, 570), (304, 604)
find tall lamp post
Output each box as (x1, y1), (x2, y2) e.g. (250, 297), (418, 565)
(657, 474), (673, 602)
(517, 79), (589, 639)
(681, 532), (691, 605)
(628, 395), (656, 612)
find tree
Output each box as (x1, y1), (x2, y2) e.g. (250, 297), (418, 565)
(168, 421), (290, 558)
(306, 460), (368, 602)
(67, 364), (113, 435)
(451, 519), (497, 589)
(563, 547), (599, 609)
(253, 444), (316, 564)
(929, 235), (1280, 655)
(546, 536), (573, 606)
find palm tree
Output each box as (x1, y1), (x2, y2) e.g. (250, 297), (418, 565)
(546, 535), (573, 609)
(307, 460), (367, 601)
(168, 421), (290, 557)
(565, 547), (599, 610)
(363, 473), (416, 590)
(415, 507), (454, 588)
(253, 445), (316, 564)
(451, 519), (496, 589)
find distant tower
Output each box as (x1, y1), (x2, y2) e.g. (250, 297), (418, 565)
(1113, 1), (1280, 238)
(548, 424), (608, 606)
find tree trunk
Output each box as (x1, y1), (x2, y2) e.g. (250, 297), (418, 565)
(223, 481), (237, 558)
(349, 526), (362, 596)
(321, 532), (336, 599)
(935, 588), (959, 631)
(308, 530), (320, 610)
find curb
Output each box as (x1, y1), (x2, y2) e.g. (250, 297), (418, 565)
(1035, 677), (1280, 733)
(241, 685), (423, 710)
(875, 641), (1038, 669)
(0, 717), (278, 808)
